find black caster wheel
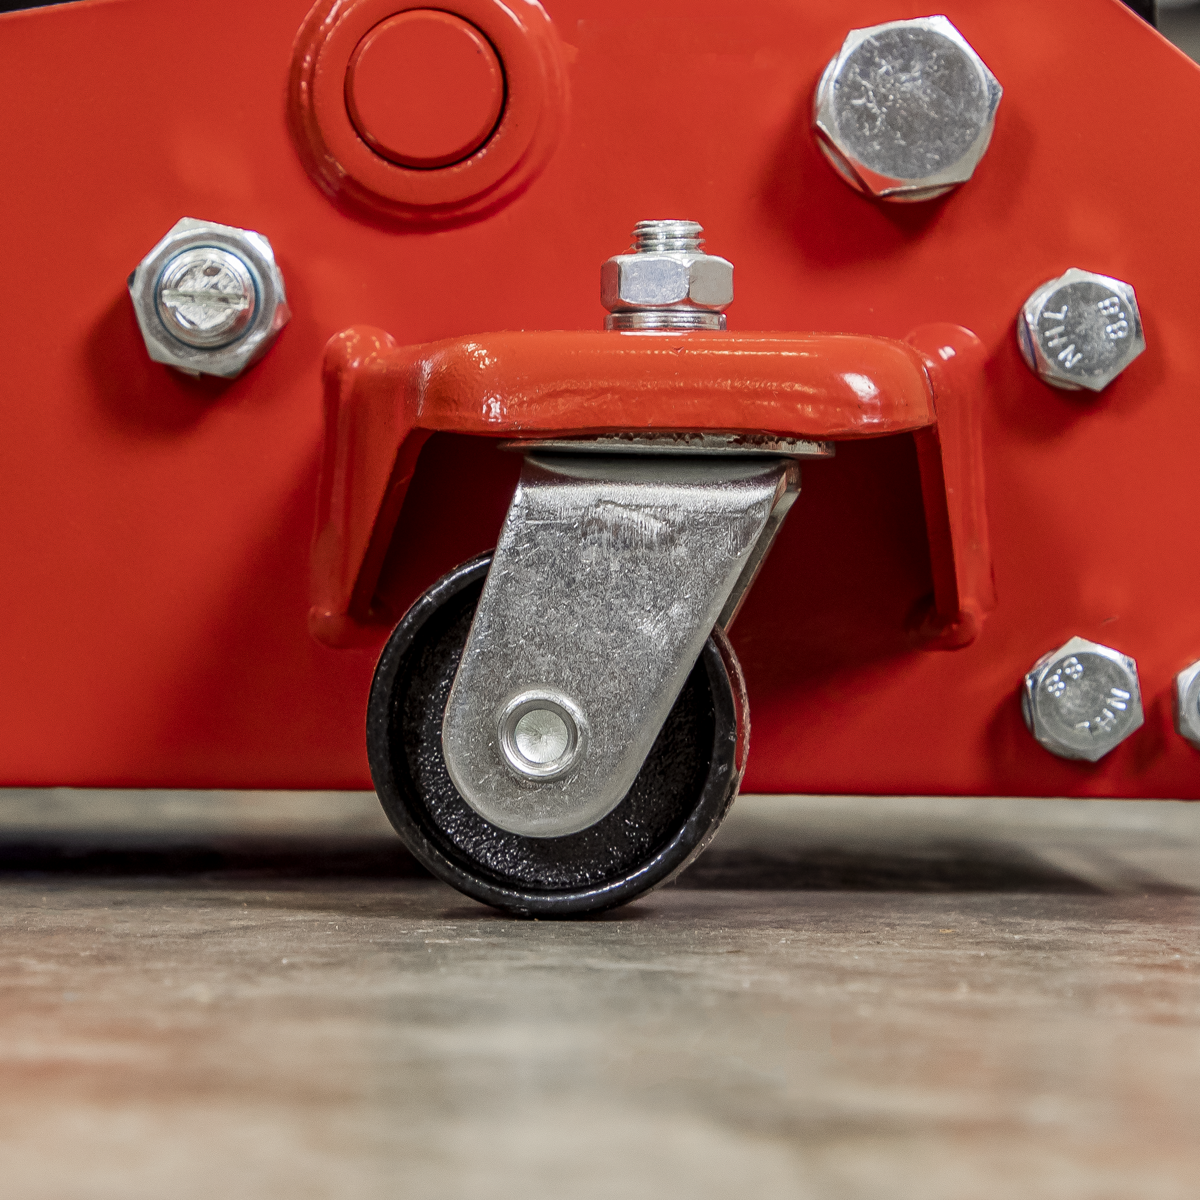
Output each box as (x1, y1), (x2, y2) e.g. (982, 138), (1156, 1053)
(366, 554), (749, 917)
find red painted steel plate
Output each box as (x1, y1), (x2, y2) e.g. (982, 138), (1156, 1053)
(0, 0), (1197, 797)
(345, 10), (505, 168)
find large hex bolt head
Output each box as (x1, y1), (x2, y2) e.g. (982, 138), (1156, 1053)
(1174, 660), (1200, 751)
(128, 218), (291, 379)
(601, 220), (732, 331)
(1022, 637), (1144, 763)
(813, 16), (1002, 202)
(1017, 269), (1145, 393)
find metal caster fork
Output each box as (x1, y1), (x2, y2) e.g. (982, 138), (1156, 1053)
(366, 446), (811, 916)
(355, 221), (868, 915)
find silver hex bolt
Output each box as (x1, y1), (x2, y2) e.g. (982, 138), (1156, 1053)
(128, 217), (290, 379)
(601, 220), (733, 331)
(1017, 269), (1145, 393)
(1022, 636), (1144, 762)
(813, 16), (1002, 202)
(1174, 660), (1200, 751)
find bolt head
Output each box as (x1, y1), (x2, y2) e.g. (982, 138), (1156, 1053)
(1017, 269), (1145, 393)
(1022, 636), (1144, 763)
(496, 690), (586, 781)
(813, 16), (1002, 202)
(128, 218), (291, 379)
(1174, 660), (1200, 751)
(600, 251), (733, 314)
(513, 708), (570, 765)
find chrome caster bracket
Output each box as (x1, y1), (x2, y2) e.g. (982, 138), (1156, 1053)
(441, 448), (805, 838)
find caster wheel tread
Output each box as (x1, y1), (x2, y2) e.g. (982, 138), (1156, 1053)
(367, 555), (745, 916)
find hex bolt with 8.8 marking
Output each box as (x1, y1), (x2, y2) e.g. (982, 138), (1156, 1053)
(1017, 268), (1145, 392)
(128, 217), (291, 379)
(1022, 636), (1144, 762)
(812, 16), (1002, 202)
(1174, 660), (1200, 751)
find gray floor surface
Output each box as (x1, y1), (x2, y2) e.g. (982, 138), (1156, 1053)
(0, 789), (1197, 1199)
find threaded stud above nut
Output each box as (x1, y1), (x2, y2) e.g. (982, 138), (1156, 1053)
(631, 220), (705, 253)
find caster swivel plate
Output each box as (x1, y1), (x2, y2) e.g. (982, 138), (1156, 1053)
(367, 448), (811, 915)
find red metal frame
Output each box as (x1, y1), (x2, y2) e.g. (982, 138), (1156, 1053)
(311, 322), (993, 649)
(1, 0), (1197, 798)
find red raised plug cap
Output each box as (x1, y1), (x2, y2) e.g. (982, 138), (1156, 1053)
(345, 9), (506, 170)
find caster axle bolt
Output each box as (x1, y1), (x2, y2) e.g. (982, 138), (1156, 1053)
(497, 690), (586, 781)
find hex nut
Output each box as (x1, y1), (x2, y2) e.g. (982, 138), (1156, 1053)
(813, 16), (1002, 202)
(1022, 636), (1144, 763)
(1017, 268), (1145, 393)
(128, 218), (291, 379)
(1174, 660), (1200, 751)
(600, 252), (733, 314)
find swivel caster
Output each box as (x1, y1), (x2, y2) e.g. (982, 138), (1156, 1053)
(367, 553), (749, 916)
(316, 222), (996, 894)
(351, 222), (842, 915)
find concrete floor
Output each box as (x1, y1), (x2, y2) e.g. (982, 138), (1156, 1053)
(0, 790), (1197, 1199)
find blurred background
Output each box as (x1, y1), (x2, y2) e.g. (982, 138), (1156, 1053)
(2, 0), (1200, 54)
(1161, 0), (1200, 57)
